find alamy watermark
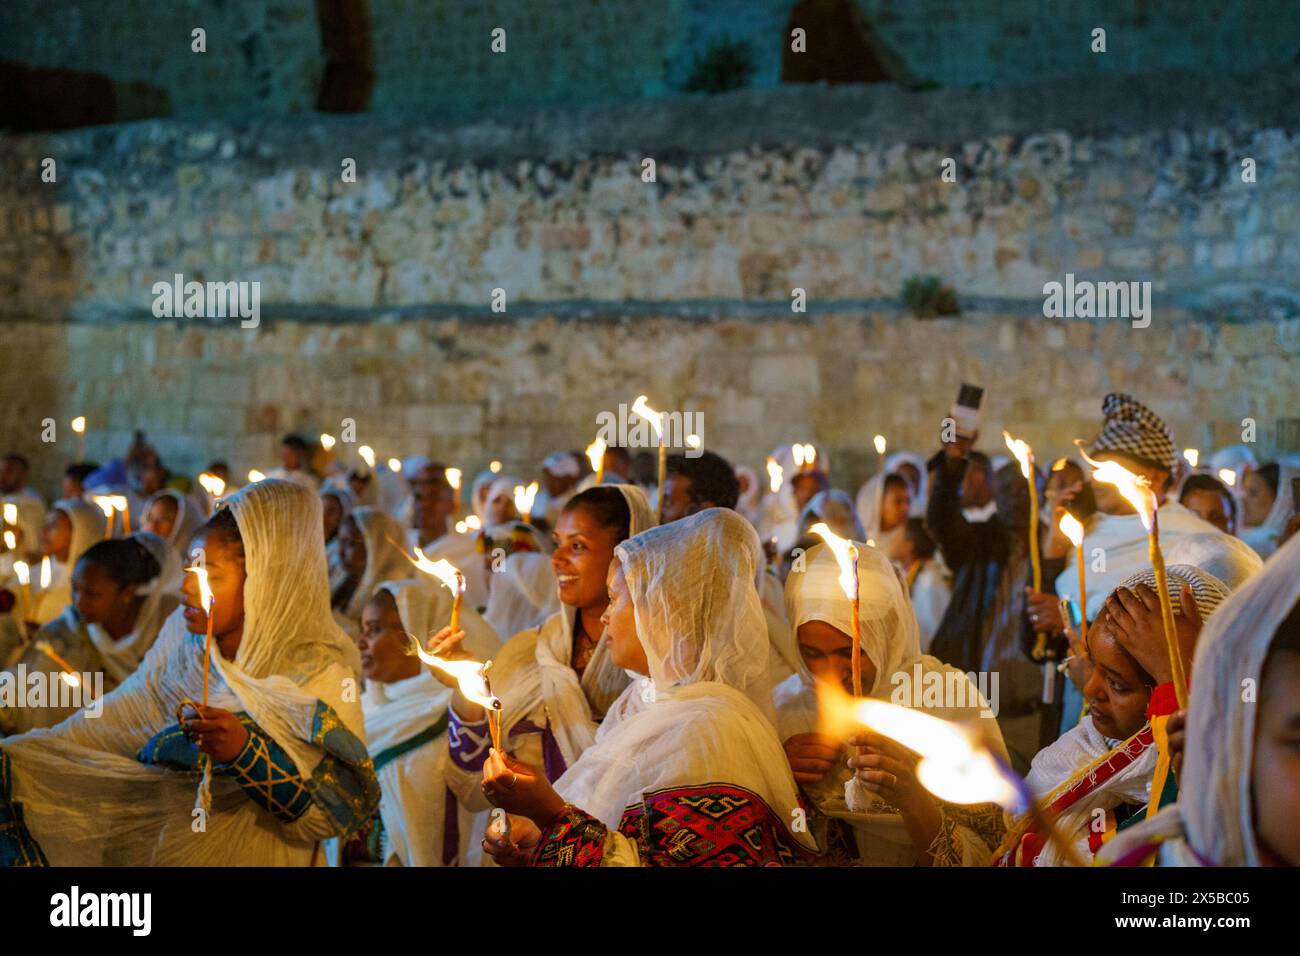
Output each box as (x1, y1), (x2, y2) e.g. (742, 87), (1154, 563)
(152, 272), (260, 328)
(889, 664), (999, 718)
(1042, 273), (1151, 329)
(595, 402), (704, 458)
(0, 663), (104, 718)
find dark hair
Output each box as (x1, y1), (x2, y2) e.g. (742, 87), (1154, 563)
(967, 451), (991, 471)
(64, 463), (100, 483)
(1256, 463), (1280, 498)
(563, 486), (633, 542)
(199, 506), (245, 559)
(3, 453), (30, 470)
(281, 434), (310, 452)
(1270, 596), (1300, 654)
(904, 517), (936, 560)
(884, 473), (910, 494)
(666, 450), (740, 510)
(77, 538), (162, 589)
(604, 446), (632, 467)
(630, 451), (658, 486)
(1179, 473), (1237, 521)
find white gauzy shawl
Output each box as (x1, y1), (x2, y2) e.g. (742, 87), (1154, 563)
(341, 507), (414, 622)
(483, 551), (560, 645)
(0, 479), (368, 865)
(84, 532), (182, 683)
(34, 499), (107, 625)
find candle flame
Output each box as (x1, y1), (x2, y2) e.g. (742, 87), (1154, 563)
(808, 522), (858, 602)
(3, 503), (17, 524)
(198, 473), (226, 497)
(4, 531), (16, 551)
(631, 395), (664, 442)
(766, 457), (783, 493)
(489, 460), (502, 474)
(685, 434), (702, 451)
(1217, 468), (1236, 488)
(407, 638), (499, 709)
(320, 433), (336, 451)
(873, 434), (887, 456)
(445, 467), (462, 490)
(35, 640), (81, 687)
(1076, 442), (1157, 531)
(185, 565), (215, 609)
(586, 435), (607, 471)
(1183, 448), (1199, 468)
(358, 446), (376, 469)
(454, 520), (467, 534)
(14, 560), (28, 585)
(40, 556), (51, 589)
(514, 481), (539, 517)
(793, 443), (816, 468)
(464, 515), (482, 531)
(406, 548), (465, 595)
(387, 458), (402, 473)
(92, 495), (116, 519)
(1002, 430), (1034, 481)
(109, 494), (128, 512)
(71, 416), (86, 434)
(247, 469), (266, 483)
(1058, 512), (1084, 548)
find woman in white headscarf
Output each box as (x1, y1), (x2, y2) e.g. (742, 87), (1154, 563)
(142, 489), (206, 565)
(1240, 456), (1300, 560)
(430, 486), (654, 844)
(477, 508), (817, 866)
(351, 579), (500, 867)
(854, 466), (913, 557)
(997, 565), (1232, 866)
(483, 551), (560, 645)
(330, 506), (412, 638)
(775, 541), (1006, 865)
(0, 533), (180, 736)
(1098, 535), (1300, 867)
(0, 479), (377, 865)
(33, 499), (106, 625)
(757, 445), (800, 554)
(735, 464), (763, 528)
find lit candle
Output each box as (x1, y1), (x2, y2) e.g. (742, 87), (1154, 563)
(247, 469), (266, 484)
(320, 433), (336, 452)
(186, 566), (216, 706)
(1217, 468), (1236, 488)
(92, 496), (116, 539)
(2, 502), (17, 539)
(632, 395), (667, 522)
(35, 640), (87, 693)
(873, 434), (887, 472)
(387, 458), (402, 473)
(1077, 443), (1187, 708)
(809, 522), (863, 697)
(198, 472), (226, 502)
(407, 639), (503, 750)
(766, 457), (783, 494)
(39, 556), (51, 591)
(1058, 512), (1088, 642)
(586, 436), (607, 485)
(513, 482), (538, 525)
(71, 416), (87, 463)
(1182, 448), (1199, 469)
(3, 530), (16, 552)
(358, 446), (376, 471)
(13, 560), (32, 641)
(489, 460), (502, 474)
(1004, 431), (1045, 658)
(445, 467), (463, 515)
(405, 547), (465, 634)
(110, 494), (130, 534)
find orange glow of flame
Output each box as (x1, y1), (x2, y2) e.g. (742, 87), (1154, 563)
(71, 416), (86, 434)
(406, 548), (466, 595)
(14, 560), (28, 585)
(808, 522), (858, 602)
(1002, 430), (1034, 481)
(3, 503), (17, 524)
(1076, 442), (1157, 530)
(766, 457), (783, 493)
(40, 556), (51, 589)
(793, 443), (816, 468)
(407, 638), (499, 709)
(247, 469), (266, 483)
(1217, 468), (1236, 488)
(445, 467), (462, 490)
(387, 458), (402, 473)
(1183, 448), (1199, 468)
(514, 482), (539, 517)
(198, 473), (226, 497)
(185, 565), (215, 609)
(586, 435), (607, 472)
(92, 495), (116, 519)
(358, 446), (376, 469)
(1058, 512), (1084, 548)
(873, 434), (887, 456)
(4, 531), (16, 551)
(631, 395), (664, 442)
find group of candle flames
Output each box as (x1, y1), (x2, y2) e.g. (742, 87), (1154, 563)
(37, 411), (1187, 845)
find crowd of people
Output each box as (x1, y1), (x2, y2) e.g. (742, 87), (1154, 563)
(0, 390), (1296, 867)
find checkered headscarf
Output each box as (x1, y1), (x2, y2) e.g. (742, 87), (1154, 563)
(1088, 393), (1177, 472)
(1112, 564), (1232, 623)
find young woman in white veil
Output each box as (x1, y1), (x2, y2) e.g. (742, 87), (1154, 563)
(775, 541), (1006, 865)
(478, 507), (818, 867)
(1098, 535), (1300, 866)
(0, 479), (377, 866)
(33, 499), (106, 625)
(142, 489), (206, 563)
(330, 506), (412, 638)
(430, 485), (654, 839)
(0, 533), (179, 735)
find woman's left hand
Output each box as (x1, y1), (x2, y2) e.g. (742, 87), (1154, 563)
(180, 703), (250, 763)
(481, 748), (567, 825)
(846, 732), (940, 823)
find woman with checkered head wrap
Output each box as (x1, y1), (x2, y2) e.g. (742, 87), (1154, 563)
(996, 564), (1231, 866)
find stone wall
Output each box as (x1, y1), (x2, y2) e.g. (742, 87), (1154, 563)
(1, 66), (1298, 495)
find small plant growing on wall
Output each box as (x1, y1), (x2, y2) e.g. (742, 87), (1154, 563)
(901, 275), (961, 318)
(684, 39), (757, 94)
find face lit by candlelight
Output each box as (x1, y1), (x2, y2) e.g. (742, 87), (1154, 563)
(358, 591), (421, 684)
(1252, 638), (1300, 867)
(1242, 470), (1276, 528)
(336, 515), (367, 577)
(880, 476), (912, 532)
(602, 560), (648, 674)
(551, 505), (619, 612)
(791, 472), (822, 510)
(797, 619), (878, 696)
(411, 478), (455, 540)
(181, 529), (247, 647)
(1181, 487), (1234, 535)
(1091, 451), (1170, 516)
(144, 495), (179, 540)
(321, 492), (345, 543)
(72, 560), (141, 637)
(486, 487), (519, 526)
(41, 509), (73, 562)
(1081, 607), (1151, 740)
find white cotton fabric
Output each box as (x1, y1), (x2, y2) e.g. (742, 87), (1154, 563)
(1163, 532), (1261, 590)
(855, 452), (927, 530)
(553, 507), (816, 852)
(483, 551), (560, 645)
(85, 532), (182, 683)
(757, 444), (800, 553)
(0, 479), (365, 865)
(798, 489), (865, 543)
(35, 499), (107, 625)
(1240, 455), (1300, 560)
(491, 484), (655, 769)
(1098, 535), (1300, 867)
(341, 507), (413, 622)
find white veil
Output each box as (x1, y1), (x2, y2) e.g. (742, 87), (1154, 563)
(35, 499), (106, 624)
(85, 531), (182, 683)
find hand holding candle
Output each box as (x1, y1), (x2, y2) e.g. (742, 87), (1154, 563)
(404, 547), (466, 633)
(809, 522), (862, 697)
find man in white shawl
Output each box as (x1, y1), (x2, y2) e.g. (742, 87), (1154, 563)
(355, 580), (500, 866)
(33, 499), (107, 626)
(435, 486), (655, 834)
(997, 564), (1231, 866)
(480, 508), (818, 866)
(1098, 534), (1300, 867)
(0, 479), (377, 866)
(776, 541), (1007, 866)
(1, 533), (179, 735)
